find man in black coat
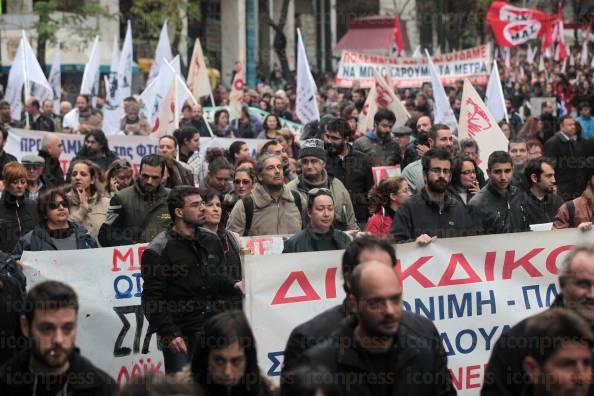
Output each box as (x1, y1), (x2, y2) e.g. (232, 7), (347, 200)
(544, 115), (589, 201)
(282, 236), (396, 374)
(482, 245), (594, 396)
(39, 133), (65, 186)
(522, 158), (564, 225)
(0, 281), (116, 395)
(324, 118), (374, 225)
(299, 261), (456, 396)
(141, 186), (242, 374)
(468, 151), (530, 235)
(391, 148), (476, 244)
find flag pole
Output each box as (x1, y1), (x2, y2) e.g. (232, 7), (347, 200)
(21, 31), (30, 129)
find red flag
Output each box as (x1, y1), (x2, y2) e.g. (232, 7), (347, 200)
(487, 1), (556, 48)
(391, 14), (404, 56)
(553, 3), (568, 61)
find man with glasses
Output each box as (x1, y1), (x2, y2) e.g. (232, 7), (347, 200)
(38, 134), (65, 186)
(141, 186), (243, 373)
(468, 151), (530, 235)
(391, 148), (475, 244)
(288, 139), (359, 232)
(353, 109), (400, 166)
(402, 123), (455, 194)
(99, 154), (171, 246)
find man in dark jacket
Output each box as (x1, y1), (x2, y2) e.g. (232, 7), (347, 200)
(141, 186), (242, 373)
(300, 261), (456, 396)
(468, 151), (530, 235)
(0, 281), (117, 395)
(324, 118), (373, 225)
(282, 236), (396, 374)
(352, 109), (400, 167)
(482, 244), (594, 396)
(24, 98), (55, 132)
(523, 158), (564, 225)
(391, 148), (475, 244)
(99, 154), (170, 246)
(39, 133), (65, 186)
(544, 115), (589, 201)
(0, 274), (23, 367)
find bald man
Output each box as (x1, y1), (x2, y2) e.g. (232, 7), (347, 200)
(300, 261), (455, 396)
(38, 134), (64, 185)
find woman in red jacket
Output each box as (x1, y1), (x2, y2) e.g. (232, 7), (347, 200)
(364, 176), (411, 237)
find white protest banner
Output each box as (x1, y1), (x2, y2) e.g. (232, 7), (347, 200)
(6, 128), (268, 176)
(240, 236), (287, 256)
(22, 244), (163, 384)
(336, 44), (492, 89)
(244, 229), (594, 395)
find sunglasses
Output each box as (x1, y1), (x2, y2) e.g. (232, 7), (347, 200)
(111, 160), (132, 170)
(234, 179), (252, 186)
(48, 200), (70, 210)
(308, 187), (331, 197)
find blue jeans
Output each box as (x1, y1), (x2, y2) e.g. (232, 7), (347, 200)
(161, 334), (198, 374)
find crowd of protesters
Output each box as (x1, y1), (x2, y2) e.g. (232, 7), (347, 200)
(0, 44), (593, 395)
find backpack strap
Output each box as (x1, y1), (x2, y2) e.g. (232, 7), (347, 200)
(241, 196), (254, 237)
(566, 199), (576, 228)
(290, 190), (304, 228)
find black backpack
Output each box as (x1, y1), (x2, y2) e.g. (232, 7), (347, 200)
(241, 191), (303, 236)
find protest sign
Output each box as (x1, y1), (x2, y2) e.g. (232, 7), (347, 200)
(372, 165), (401, 186)
(244, 229), (594, 395)
(336, 44), (492, 88)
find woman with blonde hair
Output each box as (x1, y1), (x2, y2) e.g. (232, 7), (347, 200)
(364, 176), (411, 237)
(66, 159), (110, 241)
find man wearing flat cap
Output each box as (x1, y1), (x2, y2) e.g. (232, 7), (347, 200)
(392, 126), (415, 169)
(21, 154), (55, 200)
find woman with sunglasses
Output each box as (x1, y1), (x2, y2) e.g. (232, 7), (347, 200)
(222, 166), (255, 228)
(365, 177), (412, 237)
(283, 188), (351, 253)
(200, 188), (243, 310)
(10, 188), (97, 271)
(66, 160), (110, 241)
(105, 159), (134, 196)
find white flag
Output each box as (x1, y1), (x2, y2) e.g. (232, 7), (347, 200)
(434, 46), (441, 55)
(187, 38), (212, 99)
(424, 49), (457, 133)
(458, 79), (509, 172)
(152, 58), (191, 136)
(141, 55), (181, 127)
(358, 81), (377, 133)
(581, 26), (591, 66)
(373, 70), (410, 128)
(296, 29), (320, 124)
(102, 35), (122, 135)
(411, 46), (421, 58)
(229, 60), (245, 120)
(80, 36), (101, 99)
(47, 43), (61, 115)
(148, 20), (173, 85)
(117, 20), (133, 101)
(5, 33), (53, 120)
(485, 61), (508, 123)
(526, 45), (537, 64)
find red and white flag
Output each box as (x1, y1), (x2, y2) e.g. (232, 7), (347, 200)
(358, 71), (410, 132)
(487, 1), (556, 48)
(580, 23), (591, 66)
(229, 60), (245, 120)
(552, 4), (568, 61)
(187, 38), (212, 100)
(458, 79), (509, 172)
(390, 14), (405, 56)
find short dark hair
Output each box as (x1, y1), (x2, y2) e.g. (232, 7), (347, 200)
(140, 154), (165, 176)
(228, 140), (248, 163)
(307, 188), (333, 210)
(524, 309), (594, 365)
(508, 136), (527, 151)
(214, 109), (229, 124)
(208, 156), (234, 175)
(77, 94), (91, 104)
(524, 158), (554, 186)
(578, 102), (591, 112)
(0, 100), (10, 110)
(38, 187), (68, 221)
(159, 134), (177, 148)
(29, 99), (40, 110)
(429, 123), (450, 143)
(256, 153), (281, 176)
(24, 281), (79, 325)
(259, 140), (281, 157)
(487, 151), (513, 169)
(459, 138), (479, 155)
(421, 148), (451, 173)
(559, 114), (574, 125)
(173, 127), (199, 147)
(167, 185), (201, 219)
(182, 103), (192, 112)
(373, 109), (396, 126)
(326, 118), (351, 139)
(341, 236), (396, 294)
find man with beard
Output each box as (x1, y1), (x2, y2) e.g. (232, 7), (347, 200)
(468, 151), (530, 235)
(299, 261), (456, 396)
(482, 245), (594, 396)
(353, 109), (400, 167)
(99, 154), (171, 246)
(141, 186), (242, 373)
(288, 139), (359, 232)
(227, 154), (305, 236)
(523, 158), (563, 225)
(391, 148), (475, 244)
(351, 88), (366, 112)
(41, 99), (62, 132)
(0, 281), (116, 394)
(62, 95), (102, 134)
(402, 123), (455, 194)
(509, 137), (529, 192)
(324, 118), (373, 226)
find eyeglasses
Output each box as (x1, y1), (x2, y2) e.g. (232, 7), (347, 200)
(460, 170), (475, 175)
(48, 200), (70, 210)
(186, 201), (205, 208)
(234, 179), (252, 186)
(429, 168), (451, 175)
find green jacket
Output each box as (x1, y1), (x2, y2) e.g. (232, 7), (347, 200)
(282, 227), (351, 253)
